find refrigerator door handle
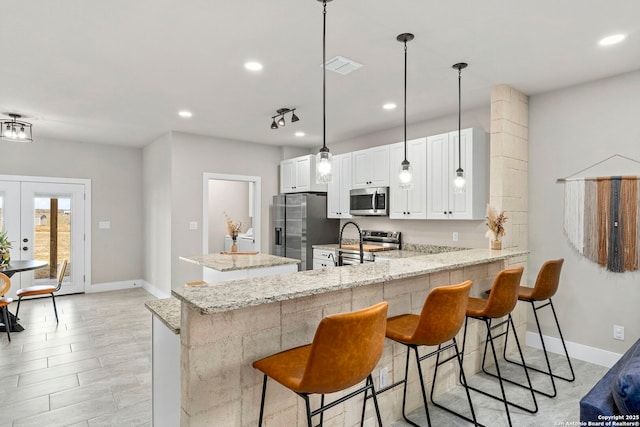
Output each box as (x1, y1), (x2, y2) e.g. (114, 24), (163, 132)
(275, 227), (282, 246)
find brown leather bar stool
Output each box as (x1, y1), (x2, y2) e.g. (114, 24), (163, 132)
(500, 258), (575, 398)
(384, 280), (478, 427)
(252, 302), (388, 427)
(462, 266), (537, 427)
(0, 273), (13, 341)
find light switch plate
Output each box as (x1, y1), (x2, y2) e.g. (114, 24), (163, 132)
(98, 221), (111, 229)
(189, 221), (198, 230)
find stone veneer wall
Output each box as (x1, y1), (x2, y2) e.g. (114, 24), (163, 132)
(180, 259), (528, 426)
(490, 85), (529, 285)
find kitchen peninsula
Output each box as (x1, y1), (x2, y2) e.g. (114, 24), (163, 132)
(166, 247), (527, 426)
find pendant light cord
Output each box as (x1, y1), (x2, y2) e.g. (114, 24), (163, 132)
(457, 67), (462, 171)
(322, 0), (327, 151)
(403, 41), (408, 162)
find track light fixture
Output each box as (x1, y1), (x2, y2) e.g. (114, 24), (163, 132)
(397, 33), (414, 189)
(453, 62), (468, 192)
(269, 108), (300, 129)
(1, 113), (33, 142)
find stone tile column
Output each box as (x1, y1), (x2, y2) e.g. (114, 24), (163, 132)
(490, 85), (529, 251)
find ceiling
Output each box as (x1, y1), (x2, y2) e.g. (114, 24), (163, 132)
(1, 0), (639, 149)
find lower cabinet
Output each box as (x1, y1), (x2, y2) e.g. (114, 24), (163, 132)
(313, 248), (337, 270)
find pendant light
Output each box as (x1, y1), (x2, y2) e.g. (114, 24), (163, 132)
(315, 0), (333, 184)
(453, 62), (468, 192)
(397, 33), (414, 189)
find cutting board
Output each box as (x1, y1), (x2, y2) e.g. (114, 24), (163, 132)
(339, 244), (389, 252)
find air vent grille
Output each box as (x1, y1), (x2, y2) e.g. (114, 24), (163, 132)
(321, 56), (363, 75)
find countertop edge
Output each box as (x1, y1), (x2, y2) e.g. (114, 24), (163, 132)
(145, 298), (181, 334)
(172, 248), (528, 316)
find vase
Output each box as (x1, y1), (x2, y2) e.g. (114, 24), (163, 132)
(491, 240), (502, 250)
(231, 238), (238, 253)
(0, 249), (9, 266)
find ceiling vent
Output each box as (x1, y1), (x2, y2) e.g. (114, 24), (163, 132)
(321, 56), (363, 75)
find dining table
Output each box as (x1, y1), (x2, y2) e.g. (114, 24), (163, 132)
(0, 259), (48, 332)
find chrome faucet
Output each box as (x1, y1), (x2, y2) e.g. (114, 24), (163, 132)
(338, 221), (364, 265)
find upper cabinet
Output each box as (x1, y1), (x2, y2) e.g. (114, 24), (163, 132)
(352, 145), (390, 189)
(327, 153), (353, 218)
(280, 155), (328, 193)
(426, 128), (487, 220)
(389, 138), (427, 219)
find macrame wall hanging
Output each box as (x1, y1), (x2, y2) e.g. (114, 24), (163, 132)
(558, 155), (640, 273)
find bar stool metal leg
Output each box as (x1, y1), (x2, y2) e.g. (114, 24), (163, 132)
(2, 306), (11, 342)
(501, 299), (575, 394)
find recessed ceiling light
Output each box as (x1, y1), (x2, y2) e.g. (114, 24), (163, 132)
(178, 110), (192, 118)
(244, 61), (263, 71)
(598, 34), (627, 46)
(383, 103), (397, 110)
(295, 131), (305, 137)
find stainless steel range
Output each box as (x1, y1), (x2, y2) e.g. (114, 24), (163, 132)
(337, 227), (401, 266)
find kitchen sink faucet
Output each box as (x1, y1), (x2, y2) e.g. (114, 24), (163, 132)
(338, 221), (364, 265)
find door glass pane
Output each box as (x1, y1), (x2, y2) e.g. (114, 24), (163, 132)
(33, 196), (72, 282)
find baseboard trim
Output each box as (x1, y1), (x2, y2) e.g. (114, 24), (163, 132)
(526, 331), (622, 368)
(141, 280), (171, 299)
(85, 279), (146, 294)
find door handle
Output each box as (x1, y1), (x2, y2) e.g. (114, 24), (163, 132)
(23, 238), (28, 243)
(275, 228), (282, 246)
(22, 246), (28, 251)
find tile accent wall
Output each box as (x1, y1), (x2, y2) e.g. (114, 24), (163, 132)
(490, 85), (529, 252)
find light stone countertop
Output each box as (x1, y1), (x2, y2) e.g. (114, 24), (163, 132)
(179, 253), (301, 272)
(145, 298), (181, 334)
(172, 248), (527, 316)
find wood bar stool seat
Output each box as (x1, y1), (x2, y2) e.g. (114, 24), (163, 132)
(0, 273), (13, 341)
(462, 266), (538, 427)
(15, 259), (67, 324)
(384, 280), (478, 427)
(500, 258), (575, 398)
(252, 301), (388, 427)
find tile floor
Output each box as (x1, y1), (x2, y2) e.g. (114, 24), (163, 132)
(1, 288), (610, 427)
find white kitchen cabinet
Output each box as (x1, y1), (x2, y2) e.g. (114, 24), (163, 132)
(327, 153), (353, 218)
(351, 145), (390, 189)
(313, 248), (337, 270)
(280, 154), (328, 193)
(389, 138), (427, 219)
(426, 128), (487, 220)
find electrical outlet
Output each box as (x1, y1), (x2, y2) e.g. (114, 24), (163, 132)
(453, 232), (459, 242)
(379, 367), (389, 388)
(613, 325), (625, 341)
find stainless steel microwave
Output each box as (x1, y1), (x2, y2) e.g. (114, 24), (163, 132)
(349, 187), (389, 216)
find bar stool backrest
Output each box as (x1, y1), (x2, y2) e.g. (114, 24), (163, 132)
(483, 267), (524, 318)
(54, 259), (69, 292)
(413, 280), (473, 346)
(528, 259), (564, 301)
(299, 301), (388, 394)
(0, 273), (9, 296)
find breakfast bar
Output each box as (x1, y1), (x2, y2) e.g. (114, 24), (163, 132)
(169, 247), (528, 426)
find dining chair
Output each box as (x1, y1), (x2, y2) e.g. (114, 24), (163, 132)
(252, 301), (388, 427)
(0, 272), (14, 341)
(15, 259), (68, 323)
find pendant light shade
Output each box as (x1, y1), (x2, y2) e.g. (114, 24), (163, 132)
(1, 113), (33, 142)
(453, 62), (468, 193)
(397, 33), (414, 189)
(315, 0), (333, 184)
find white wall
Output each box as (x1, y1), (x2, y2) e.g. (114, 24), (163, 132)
(529, 70), (640, 354)
(143, 133), (173, 297)
(169, 132), (281, 288)
(0, 136), (144, 284)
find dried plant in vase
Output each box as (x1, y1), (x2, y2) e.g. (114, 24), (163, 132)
(224, 212), (243, 252)
(485, 205), (507, 249)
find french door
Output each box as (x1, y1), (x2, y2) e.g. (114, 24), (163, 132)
(0, 178), (87, 298)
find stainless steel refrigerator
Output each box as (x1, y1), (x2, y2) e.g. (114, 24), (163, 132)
(273, 193), (339, 271)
